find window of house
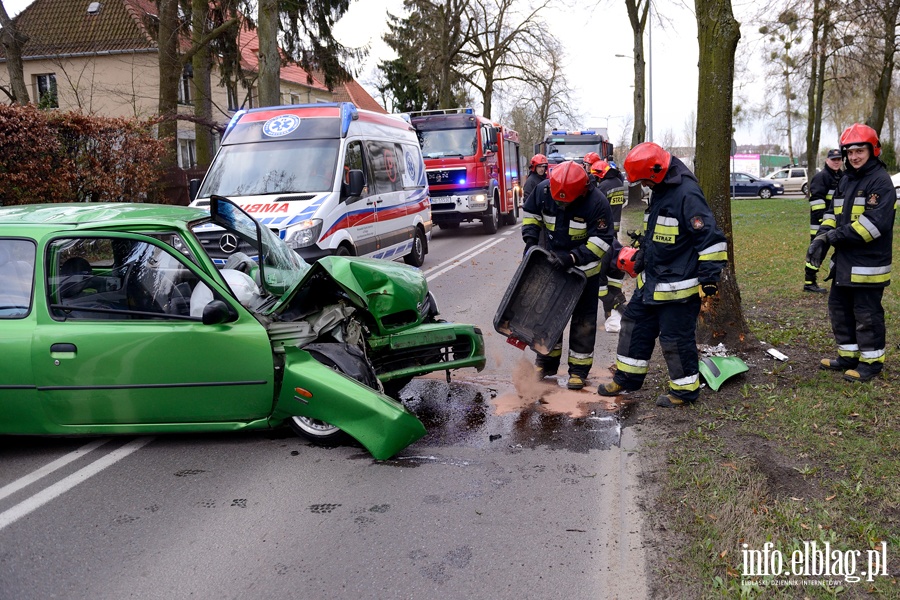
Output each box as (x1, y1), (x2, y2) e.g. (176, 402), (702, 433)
(227, 83), (239, 112)
(34, 74), (58, 109)
(178, 139), (197, 169)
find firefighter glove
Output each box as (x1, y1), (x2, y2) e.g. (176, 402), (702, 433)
(627, 229), (644, 247)
(552, 251), (576, 270)
(806, 233), (831, 269)
(523, 237), (538, 256)
(633, 249), (645, 274)
(700, 282), (718, 297)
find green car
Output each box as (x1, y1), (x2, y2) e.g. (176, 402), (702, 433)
(0, 197), (485, 460)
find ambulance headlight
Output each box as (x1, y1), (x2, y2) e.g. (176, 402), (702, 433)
(285, 219), (323, 249)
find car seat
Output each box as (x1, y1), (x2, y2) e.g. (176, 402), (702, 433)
(58, 257), (94, 299)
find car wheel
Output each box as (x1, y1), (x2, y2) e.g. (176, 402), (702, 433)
(759, 188), (772, 199)
(482, 196), (500, 234)
(801, 183), (809, 195)
(334, 244), (353, 257)
(404, 227), (427, 267)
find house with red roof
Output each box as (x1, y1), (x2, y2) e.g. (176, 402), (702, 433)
(1, 0), (385, 169)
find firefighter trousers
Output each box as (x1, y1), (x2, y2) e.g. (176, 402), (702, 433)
(535, 274), (601, 378)
(827, 285), (886, 369)
(612, 293), (702, 402)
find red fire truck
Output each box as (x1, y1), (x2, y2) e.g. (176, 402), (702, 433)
(536, 129), (614, 172)
(408, 108), (521, 233)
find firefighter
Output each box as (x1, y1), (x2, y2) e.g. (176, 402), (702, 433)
(523, 154), (549, 205)
(591, 160), (628, 317)
(598, 142), (727, 407)
(522, 161), (615, 390)
(807, 124), (896, 382)
(804, 148), (844, 293)
(583, 152), (602, 176)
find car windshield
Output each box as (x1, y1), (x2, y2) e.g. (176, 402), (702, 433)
(546, 143), (600, 160)
(198, 139), (340, 197)
(418, 129), (478, 158)
(208, 199), (308, 299)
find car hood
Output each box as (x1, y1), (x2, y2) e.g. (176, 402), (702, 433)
(266, 256), (429, 319)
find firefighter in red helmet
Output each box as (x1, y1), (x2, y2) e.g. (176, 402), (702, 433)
(582, 152), (602, 176)
(807, 123), (896, 382)
(591, 159), (628, 320)
(599, 142), (727, 407)
(523, 154), (549, 205)
(522, 161), (615, 390)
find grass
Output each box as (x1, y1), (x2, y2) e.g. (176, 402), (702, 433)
(644, 197), (900, 598)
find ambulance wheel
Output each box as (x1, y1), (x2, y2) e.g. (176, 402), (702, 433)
(334, 244), (354, 257)
(482, 197), (500, 234)
(404, 227), (427, 267)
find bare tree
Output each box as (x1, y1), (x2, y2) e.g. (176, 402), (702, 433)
(0, 0), (30, 103)
(517, 34), (579, 133)
(459, 0), (551, 118)
(682, 110), (696, 149)
(624, 0), (649, 146)
(693, 0), (748, 346)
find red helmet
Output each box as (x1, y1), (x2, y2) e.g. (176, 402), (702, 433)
(839, 123), (881, 157)
(529, 153), (549, 170)
(590, 160), (611, 178)
(616, 246), (640, 278)
(624, 142), (671, 184)
(549, 161), (588, 203)
(583, 152), (601, 166)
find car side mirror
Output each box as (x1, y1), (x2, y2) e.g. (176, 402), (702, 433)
(189, 179), (201, 202)
(345, 169), (365, 200)
(202, 300), (236, 325)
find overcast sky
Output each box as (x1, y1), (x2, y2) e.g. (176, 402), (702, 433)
(6, 0), (779, 148)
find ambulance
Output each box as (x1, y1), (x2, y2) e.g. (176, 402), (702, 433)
(191, 103), (432, 266)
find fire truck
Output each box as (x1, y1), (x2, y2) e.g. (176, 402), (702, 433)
(408, 108), (521, 233)
(536, 129), (614, 172)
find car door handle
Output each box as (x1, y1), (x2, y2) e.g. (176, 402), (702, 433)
(50, 343), (77, 353)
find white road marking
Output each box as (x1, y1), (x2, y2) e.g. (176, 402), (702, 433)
(0, 437), (154, 532)
(0, 438), (109, 502)
(424, 228), (519, 283)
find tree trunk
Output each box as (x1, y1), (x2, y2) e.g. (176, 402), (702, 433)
(865, 0), (899, 134)
(482, 71), (493, 118)
(805, 1), (831, 170)
(694, 0), (749, 347)
(0, 1), (31, 104)
(192, 0), (214, 169)
(157, 0), (181, 170)
(257, 0), (281, 107)
(625, 0), (648, 148)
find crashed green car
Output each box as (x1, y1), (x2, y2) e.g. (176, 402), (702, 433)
(0, 198), (485, 459)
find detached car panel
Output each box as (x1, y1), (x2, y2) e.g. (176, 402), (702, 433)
(0, 198), (485, 459)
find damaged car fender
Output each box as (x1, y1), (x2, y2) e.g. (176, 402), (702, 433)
(271, 345), (426, 460)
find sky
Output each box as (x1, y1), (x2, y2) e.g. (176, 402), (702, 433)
(4, 0), (776, 148)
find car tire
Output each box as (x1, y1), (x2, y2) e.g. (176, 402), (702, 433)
(801, 183), (809, 195)
(759, 188), (773, 199)
(482, 196), (500, 234)
(334, 244), (353, 257)
(404, 227), (427, 267)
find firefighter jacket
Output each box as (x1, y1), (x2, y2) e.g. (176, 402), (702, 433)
(635, 157), (728, 304)
(597, 169), (627, 232)
(522, 171), (546, 205)
(522, 180), (614, 278)
(820, 157), (896, 287)
(808, 164), (843, 237)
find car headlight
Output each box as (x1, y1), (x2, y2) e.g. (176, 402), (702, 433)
(774, 183), (783, 189)
(471, 194), (487, 207)
(285, 219), (323, 249)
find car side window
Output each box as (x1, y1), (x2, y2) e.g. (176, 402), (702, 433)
(341, 140), (370, 201)
(0, 238), (36, 319)
(771, 171), (785, 179)
(792, 169), (805, 178)
(47, 237), (203, 321)
(366, 140), (404, 194)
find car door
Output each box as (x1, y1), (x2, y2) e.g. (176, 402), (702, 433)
(731, 173), (750, 196)
(32, 233), (275, 428)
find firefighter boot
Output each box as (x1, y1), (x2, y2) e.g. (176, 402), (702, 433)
(567, 374), (585, 390)
(819, 357), (858, 372)
(843, 363), (882, 383)
(803, 283), (828, 294)
(655, 394), (693, 408)
(534, 365), (557, 380)
(597, 381), (633, 396)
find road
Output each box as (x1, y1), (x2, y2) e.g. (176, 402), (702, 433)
(0, 216), (649, 600)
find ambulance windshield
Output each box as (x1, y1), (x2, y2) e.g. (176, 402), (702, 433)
(199, 139), (340, 197)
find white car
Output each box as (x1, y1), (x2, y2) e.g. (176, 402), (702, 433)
(764, 167), (808, 195)
(891, 172), (900, 195)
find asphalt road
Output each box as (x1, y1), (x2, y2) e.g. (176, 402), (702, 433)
(0, 216), (648, 600)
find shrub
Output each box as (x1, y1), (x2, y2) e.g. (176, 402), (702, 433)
(0, 105), (167, 205)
